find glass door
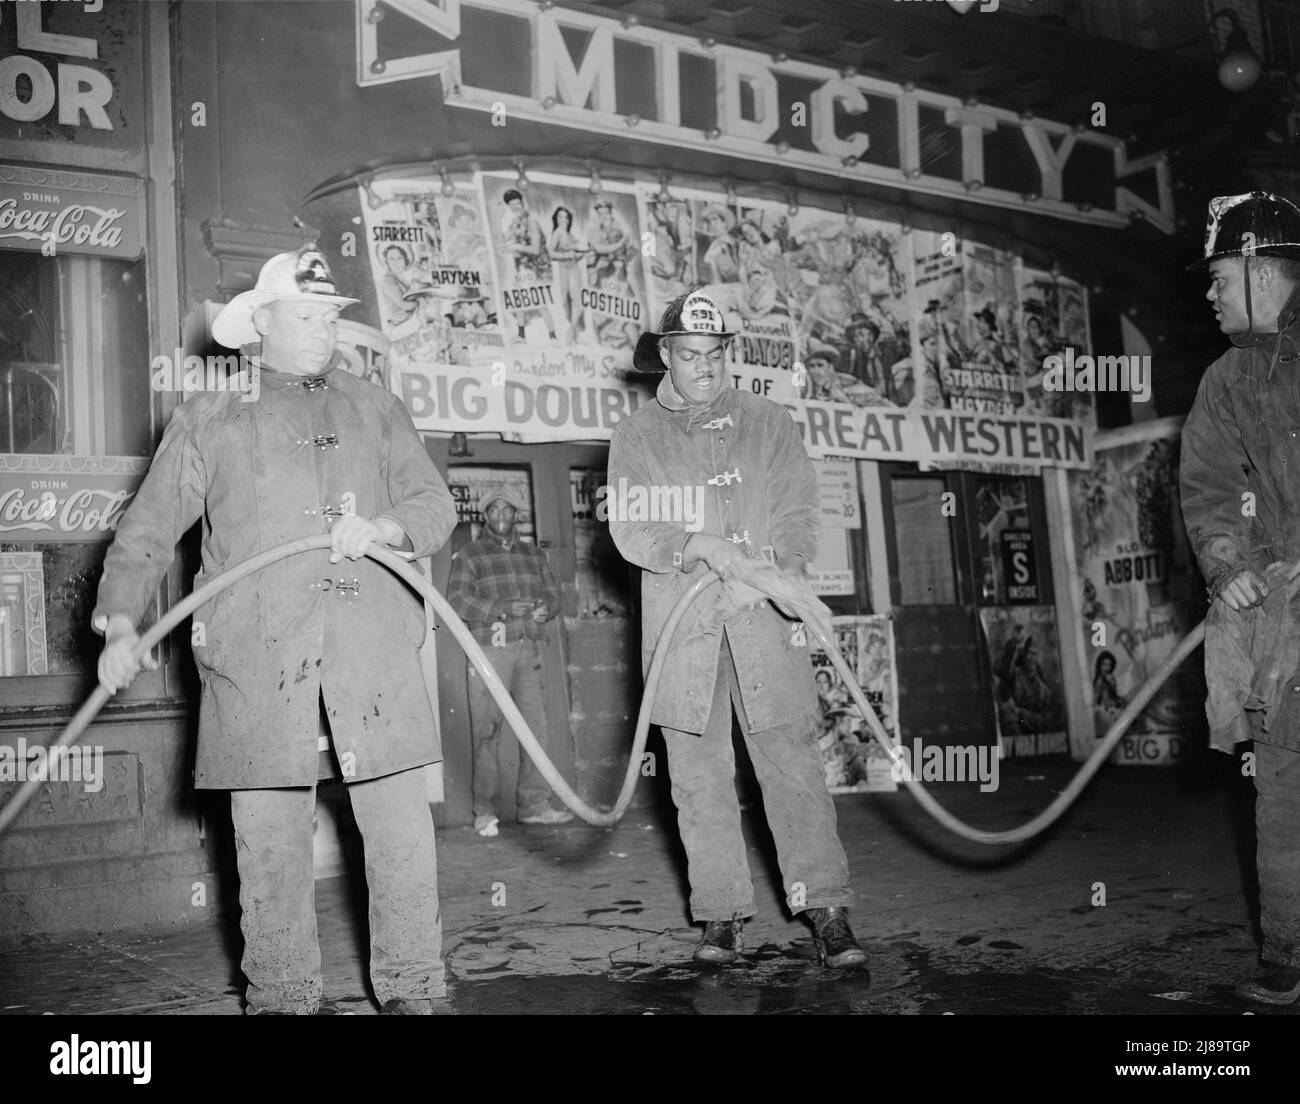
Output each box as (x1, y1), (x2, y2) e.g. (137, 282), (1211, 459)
(881, 467), (996, 749)
(425, 440), (574, 825)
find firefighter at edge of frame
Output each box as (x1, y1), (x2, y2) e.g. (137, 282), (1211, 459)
(1179, 190), (1300, 1007)
(607, 287), (869, 972)
(92, 247), (458, 1016)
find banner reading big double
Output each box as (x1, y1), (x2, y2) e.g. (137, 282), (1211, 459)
(364, 172), (656, 442)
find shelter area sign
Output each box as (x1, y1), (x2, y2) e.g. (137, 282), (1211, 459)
(354, 0), (1173, 233)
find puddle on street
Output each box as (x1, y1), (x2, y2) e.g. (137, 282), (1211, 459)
(440, 938), (1267, 1015)
(446, 942), (877, 1014)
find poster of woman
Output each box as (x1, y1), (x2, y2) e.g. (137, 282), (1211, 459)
(809, 616), (899, 793)
(1067, 419), (1207, 764)
(359, 177), (507, 371)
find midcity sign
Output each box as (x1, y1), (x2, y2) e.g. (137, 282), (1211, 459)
(355, 0), (1173, 233)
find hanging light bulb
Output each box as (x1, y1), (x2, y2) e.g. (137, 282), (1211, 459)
(786, 190), (799, 218)
(588, 162), (602, 195)
(361, 175), (383, 210)
(514, 158), (529, 190)
(843, 198), (857, 227)
(438, 164), (455, 198)
(656, 173), (673, 204)
(1216, 10), (1262, 92)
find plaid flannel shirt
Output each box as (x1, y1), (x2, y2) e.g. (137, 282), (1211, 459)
(446, 533), (560, 644)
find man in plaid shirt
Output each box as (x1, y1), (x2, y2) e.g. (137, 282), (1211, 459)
(447, 483), (573, 834)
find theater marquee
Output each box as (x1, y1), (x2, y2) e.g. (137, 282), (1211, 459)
(354, 0), (1174, 233)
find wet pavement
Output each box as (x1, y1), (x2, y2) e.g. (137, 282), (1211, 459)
(1, 751), (1297, 1019)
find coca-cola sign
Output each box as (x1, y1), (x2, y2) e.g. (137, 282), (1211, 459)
(0, 165), (142, 259)
(0, 456), (149, 543)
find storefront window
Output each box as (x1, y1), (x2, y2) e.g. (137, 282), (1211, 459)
(569, 467), (630, 618)
(1, 253), (151, 457)
(891, 475), (958, 605)
(1, 252), (153, 684)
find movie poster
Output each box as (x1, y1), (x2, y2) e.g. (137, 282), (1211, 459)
(638, 189), (798, 399)
(981, 605), (1069, 758)
(365, 172), (654, 443)
(1067, 420), (1206, 765)
(909, 230), (967, 413)
(910, 236), (1030, 475)
(637, 188), (913, 410)
(810, 616), (899, 793)
(784, 205), (913, 410)
(361, 176), (507, 371)
(911, 236), (1051, 477)
(483, 172), (648, 357)
(1017, 265), (1095, 427)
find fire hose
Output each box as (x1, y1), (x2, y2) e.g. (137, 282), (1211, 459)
(0, 533), (1205, 842)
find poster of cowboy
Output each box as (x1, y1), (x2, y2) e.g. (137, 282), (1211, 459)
(637, 186), (800, 393)
(811, 616), (899, 794)
(1017, 265), (1096, 427)
(981, 604), (1069, 759)
(910, 233), (1024, 417)
(636, 187), (913, 409)
(1066, 419), (1206, 766)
